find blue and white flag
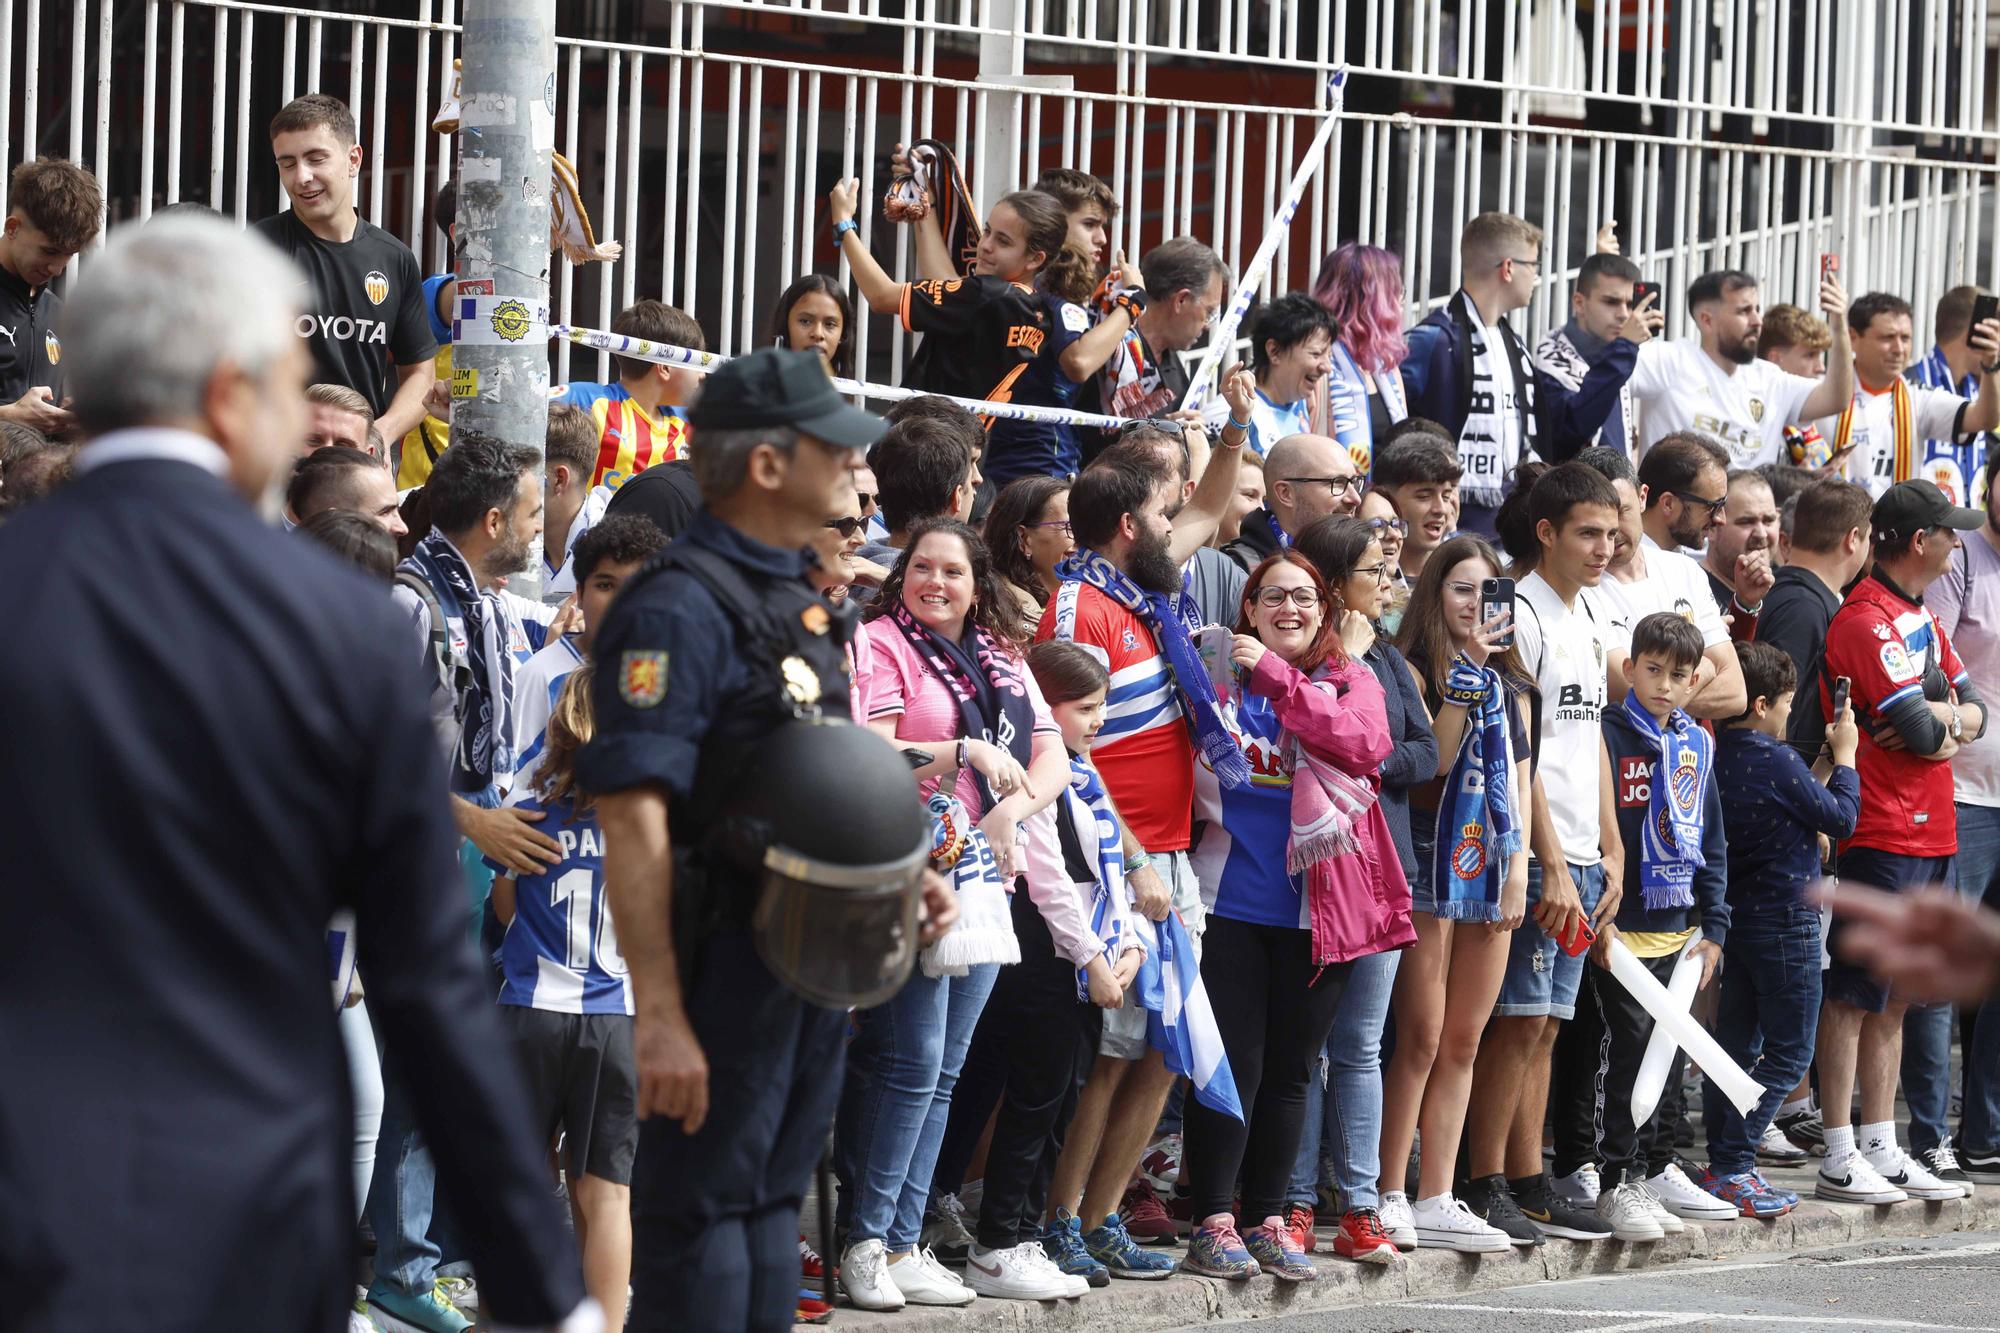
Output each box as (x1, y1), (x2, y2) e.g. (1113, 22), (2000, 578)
(1134, 911), (1244, 1121)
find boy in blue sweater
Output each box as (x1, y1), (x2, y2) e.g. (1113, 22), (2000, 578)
(1699, 641), (1860, 1218)
(1593, 612), (1733, 1240)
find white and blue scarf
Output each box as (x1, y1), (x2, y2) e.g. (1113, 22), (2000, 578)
(403, 531), (514, 789)
(1430, 655), (1520, 922)
(1621, 692), (1712, 910)
(1056, 548), (1251, 789)
(1069, 757), (1127, 1002)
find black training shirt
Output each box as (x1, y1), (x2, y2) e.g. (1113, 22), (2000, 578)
(253, 211), (435, 418)
(0, 261), (64, 405)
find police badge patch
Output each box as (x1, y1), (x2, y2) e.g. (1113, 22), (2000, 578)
(619, 650), (668, 707)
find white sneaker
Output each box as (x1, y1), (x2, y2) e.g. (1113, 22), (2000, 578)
(1411, 1192), (1514, 1253)
(1816, 1152), (1909, 1205)
(921, 1191), (977, 1252)
(1867, 1145), (1965, 1201)
(1552, 1163), (1601, 1207)
(1377, 1190), (1418, 1249)
(961, 1242), (1078, 1300)
(1757, 1121), (1810, 1164)
(1595, 1182), (1667, 1242)
(838, 1238), (906, 1311)
(889, 1247), (977, 1306)
(1633, 1180), (1686, 1232)
(1646, 1162), (1738, 1220)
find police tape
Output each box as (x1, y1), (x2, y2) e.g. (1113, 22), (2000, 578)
(550, 325), (1145, 431)
(1180, 66), (1349, 416)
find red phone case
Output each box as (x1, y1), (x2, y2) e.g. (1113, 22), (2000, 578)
(1560, 916), (1597, 957)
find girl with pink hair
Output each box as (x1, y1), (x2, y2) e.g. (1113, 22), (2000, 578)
(1309, 243), (1411, 476)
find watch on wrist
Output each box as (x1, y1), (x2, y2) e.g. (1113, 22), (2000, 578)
(1950, 706), (1964, 740)
(832, 218), (859, 242)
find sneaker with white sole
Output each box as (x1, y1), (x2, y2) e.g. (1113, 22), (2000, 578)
(1645, 1162), (1739, 1220)
(1551, 1163), (1601, 1208)
(1816, 1153), (1909, 1205)
(1138, 1132), (1183, 1191)
(1964, 1145), (2000, 1185)
(1377, 1191), (1418, 1249)
(838, 1238), (906, 1311)
(1594, 1182), (1667, 1242)
(1757, 1121), (1810, 1164)
(1632, 1180), (1685, 1233)
(1867, 1145), (1965, 1201)
(888, 1247), (978, 1306)
(364, 1281), (471, 1333)
(1916, 1140), (1975, 1197)
(961, 1242), (1080, 1300)
(1774, 1105), (1826, 1155)
(922, 1190), (978, 1261)
(1411, 1192), (1514, 1252)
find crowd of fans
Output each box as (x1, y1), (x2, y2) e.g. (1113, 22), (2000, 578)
(10, 86), (2000, 1333)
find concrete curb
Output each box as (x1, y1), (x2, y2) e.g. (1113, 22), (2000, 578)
(823, 1191), (1999, 1330)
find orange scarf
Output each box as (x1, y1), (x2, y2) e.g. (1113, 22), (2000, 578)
(1836, 378), (1916, 483)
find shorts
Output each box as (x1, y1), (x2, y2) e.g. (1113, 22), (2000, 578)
(1408, 816), (1439, 916)
(499, 1005), (640, 1185)
(1100, 848), (1202, 1061)
(1493, 859), (1604, 1021)
(1824, 847), (1955, 1014)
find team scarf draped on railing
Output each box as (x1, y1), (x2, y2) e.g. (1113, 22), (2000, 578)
(550, 326), (1141, 432)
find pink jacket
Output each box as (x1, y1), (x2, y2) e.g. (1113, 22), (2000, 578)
(1249, 650), (1416, 964)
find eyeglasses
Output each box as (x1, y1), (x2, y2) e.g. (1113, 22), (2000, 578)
(1028, 519), (1074, 536)
(1502, 255), (1542, 272)
(1285, 475), (1359, 498)
(1352, 562), (1394, 584)
(1363, 516), (1409, 538)
(1254, 585), (1322, 609)
(1670, 489), (1729, 517)
(824, 516), (864, 538)
(855, 492), (876, 510)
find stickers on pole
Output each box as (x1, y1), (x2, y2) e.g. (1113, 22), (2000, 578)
(452, 366), (480, 399)
(455, 295), (548, 346)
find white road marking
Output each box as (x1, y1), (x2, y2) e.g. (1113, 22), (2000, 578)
(1407, 1304), (2000, 1331)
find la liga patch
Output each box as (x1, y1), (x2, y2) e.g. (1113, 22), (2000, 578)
(1879, 640), (1918, 683)
(619, 650), (668, 708)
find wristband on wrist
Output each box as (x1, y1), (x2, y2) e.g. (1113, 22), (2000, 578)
(1127, 850), (1153, 873)
(832, 218), (859, 242)
(1227, 414), (1252, 433)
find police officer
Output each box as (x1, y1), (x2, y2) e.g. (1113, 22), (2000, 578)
(579, 348), (955, 1332)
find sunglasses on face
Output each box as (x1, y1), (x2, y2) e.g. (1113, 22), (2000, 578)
(1670, 489), (1728, 517)
(1364, 516), (1409, 538)
(855, 492), (877, 510)
(825, 516), (864, 538)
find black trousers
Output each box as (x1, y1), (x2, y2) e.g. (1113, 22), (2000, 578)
(1183, 915), (1352, 1222)
(1590, 952), (1687, 1186)
(949, 890), (1104, 1249)
(1551, 973), (1609, 1177)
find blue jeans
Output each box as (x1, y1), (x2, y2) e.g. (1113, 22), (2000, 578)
(1495, 861), (1606, 1020)
(365, 1071), (439, 1295)
(1701, 906), (1823, 1176)
(836, 963), (999, 1249)
(1935, 804), (2000, 1154)
(1288, 947), (1401, 1211)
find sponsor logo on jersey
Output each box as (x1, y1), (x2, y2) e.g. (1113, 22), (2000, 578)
(364, 270), (390, 306)
(1618, 755), (1654, 808)
(1747, 396), (1766, 423)
(295, 313), (391, 345)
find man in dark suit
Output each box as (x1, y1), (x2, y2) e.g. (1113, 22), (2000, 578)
(0, 219), (595, 1330)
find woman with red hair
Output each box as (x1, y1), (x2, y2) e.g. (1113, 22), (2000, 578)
(1310, 243), (1411, 477)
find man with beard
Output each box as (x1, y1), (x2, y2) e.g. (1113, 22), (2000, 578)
(378, 435), (568, 1332)
(1627, 269), (1854, 469)
(1593, 433), (1748, 720)
(1535, 252), (1663, 456)
(1816, 291), (2000, 499)
(1701, 469), (1782, 639)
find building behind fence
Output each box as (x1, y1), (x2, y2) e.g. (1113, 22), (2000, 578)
(15, 0), (2000, 385)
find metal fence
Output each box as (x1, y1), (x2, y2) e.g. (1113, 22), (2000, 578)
(15, 0), (2000, 385)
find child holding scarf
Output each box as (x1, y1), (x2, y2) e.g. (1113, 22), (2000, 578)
(1593, 612), (1734, 1239)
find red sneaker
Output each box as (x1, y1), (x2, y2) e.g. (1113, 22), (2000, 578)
(1331, 1207), (1401, 1264)
(1283, 1202), (1317, 1254)
(795, 1290), (835, 1325)
(1121, 1178), (1181, 1244)
(798, 1235), (832, 1283)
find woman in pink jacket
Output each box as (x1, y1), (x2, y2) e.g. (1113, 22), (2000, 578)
(1181, 550), (1414, 1284)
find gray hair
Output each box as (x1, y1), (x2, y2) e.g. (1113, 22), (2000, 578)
(690, 423), (799, 500)
(62, 216), (302, 436)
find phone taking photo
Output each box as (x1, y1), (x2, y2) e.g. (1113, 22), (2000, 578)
(1974, 294), (2000, 337)
(1197, 623), (1235, 692)
(1820, 252), (1840, 285)
(1633, 280), (1663, 325)
(1832, 675), (1852, 720)
(1481, 577), (1516, 649)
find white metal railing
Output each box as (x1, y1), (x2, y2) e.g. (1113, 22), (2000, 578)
(18, 0), (2000, 388)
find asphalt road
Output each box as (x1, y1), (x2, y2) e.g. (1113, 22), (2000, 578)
(1188, 1232), (2000, 1331)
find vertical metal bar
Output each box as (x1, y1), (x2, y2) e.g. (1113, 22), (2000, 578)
(436, 0), (458, 272)
(307, 16), (322, 92)
(411, 0), (434, 257)
(209, 6), (227, 211)
(349, 21), (364, 131)
(682, 7), (706, 318)
(234, 11), (253, 224)
(140, 0), (159, 217)
(94, 0), (112, 216)
(23, 0), (39, 162)
(663, 3), (685, 304)
(281, 11), (296, 109)
(780, 68), (800, 289)
(69, 0), (85, 165)
(625, 52), (644, 311)
(370, 24), (388, 226)
(600, 52), (624, 351)
(719, 61), (741, 351)
(739, 62), (762, 352)
(560, 39), (581, 381)
(166, 1), (183, 205)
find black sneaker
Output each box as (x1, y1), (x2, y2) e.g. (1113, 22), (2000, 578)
(1510, 1173), (1613, 1241)
(1463, 1173), (1543, 1247)
(1917, 1139), (1975, 1194)
(1961, 1144), (2000, 1185)
(1774, 1105), (1826, 1155)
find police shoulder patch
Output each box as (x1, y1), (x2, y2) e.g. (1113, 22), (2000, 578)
(619, 649), (668, 707)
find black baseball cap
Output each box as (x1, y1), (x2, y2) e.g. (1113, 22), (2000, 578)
(689, 346), (884, 450)
(1870, 478), (1983, 542)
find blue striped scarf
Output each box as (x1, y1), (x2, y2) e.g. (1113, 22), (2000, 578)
(1621, 692), (1710, 910)
(1069, 757), (1127, 1001)
(1429, 655), (1519, 922)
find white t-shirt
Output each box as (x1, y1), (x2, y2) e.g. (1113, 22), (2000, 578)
(1813, 382), (1969, 499)
(1596, 535), (1730, 654)
(1628, 338), (1819, 467)
(1245, 388), (1312, 459)
(1514, 572), (1613, 866)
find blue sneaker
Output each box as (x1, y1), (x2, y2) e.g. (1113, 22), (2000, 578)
(1040, 1209), (1110, 1287)
(1083, 1212), (1178, 1279)
(1703, 1169), (1794, 1218)
(1184, 1214), (1261, 1279)
(1752, 1168), (1800, 1208)
(365, 1280), (472, 1333)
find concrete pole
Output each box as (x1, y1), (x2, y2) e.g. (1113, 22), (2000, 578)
(451, 0), (556, 600)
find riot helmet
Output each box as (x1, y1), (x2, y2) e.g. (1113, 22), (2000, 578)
(739, 718), (930, 1008)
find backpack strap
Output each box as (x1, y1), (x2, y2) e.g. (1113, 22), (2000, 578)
(395, 569), (476, 731)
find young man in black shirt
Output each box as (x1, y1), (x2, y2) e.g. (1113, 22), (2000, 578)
(0, 157), (101, 436)
(255, 95), (436, 448)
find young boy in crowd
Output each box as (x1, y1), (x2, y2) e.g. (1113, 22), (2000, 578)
(1700, 641), (1860, 1216)
(1594, 612), (1733, 1240)
(486, 667), (636, 1333)
(554, 299), (706, 491)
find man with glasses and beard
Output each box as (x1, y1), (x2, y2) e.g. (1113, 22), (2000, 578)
(1701, 468), (1783, 640)
(1627, 269), (1854, 469)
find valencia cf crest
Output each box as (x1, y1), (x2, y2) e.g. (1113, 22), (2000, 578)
(618, 650), (668, 708)
(1747, 397), (1766, 423)
(363, 270), (390, 306)
(42, 332), (58, 365)
(780, 655), (823, 708)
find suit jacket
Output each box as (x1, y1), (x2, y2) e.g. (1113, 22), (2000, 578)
(0, 431), (583, 1332)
